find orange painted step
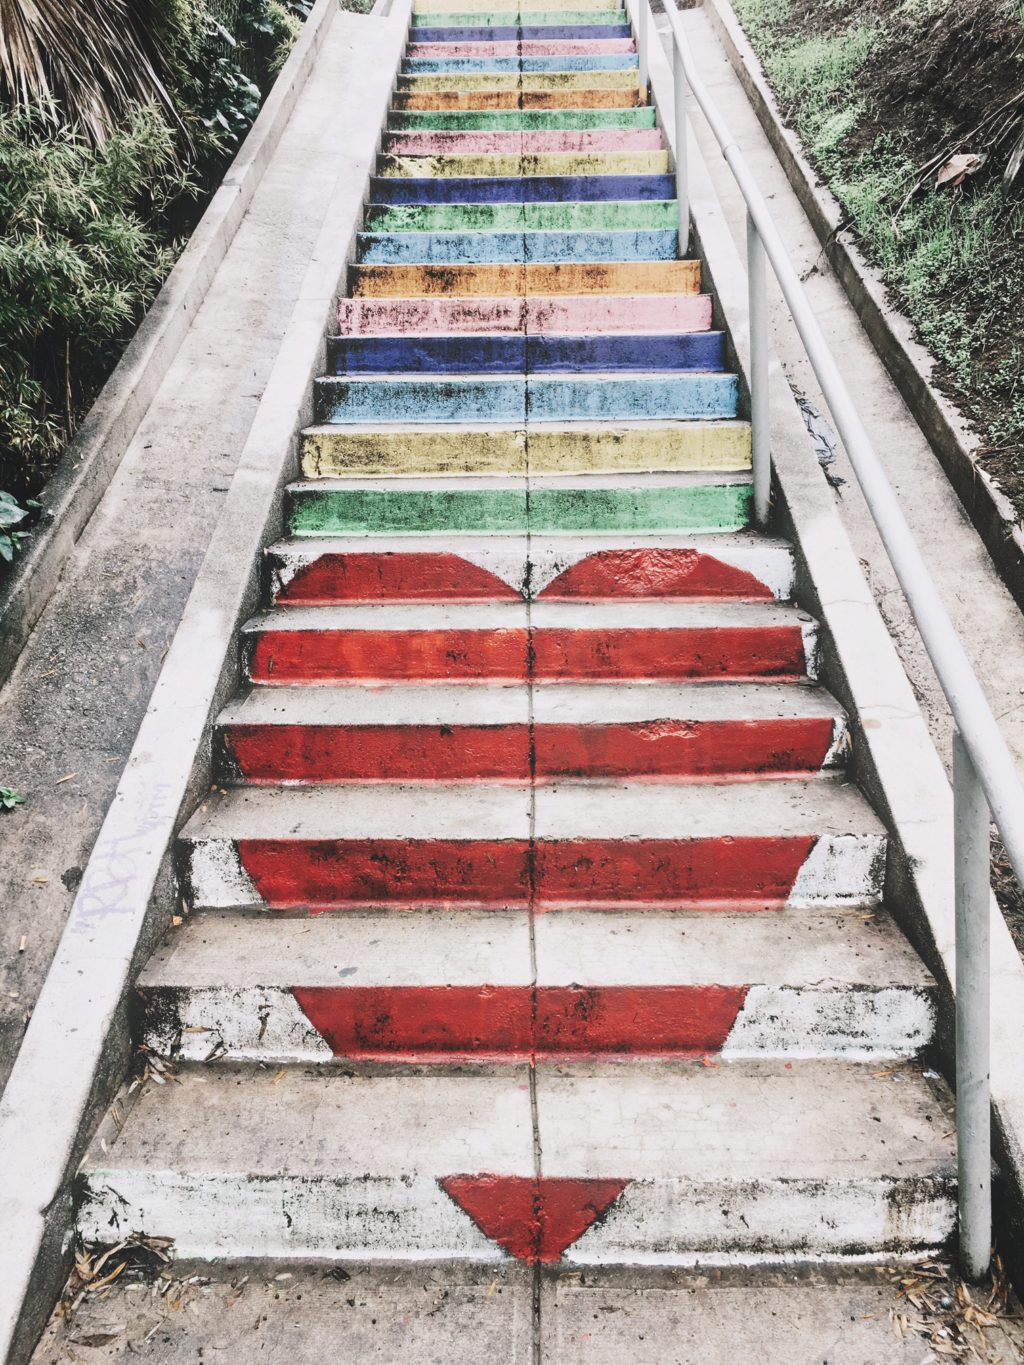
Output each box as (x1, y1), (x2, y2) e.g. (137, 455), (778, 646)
(351, 260), (701, 297)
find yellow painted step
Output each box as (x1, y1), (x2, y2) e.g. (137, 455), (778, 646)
(350, 261), (702, 297)
(378, 150), (669, 177)
(302, 423), (752, 478)
(397, 70), (640, 91)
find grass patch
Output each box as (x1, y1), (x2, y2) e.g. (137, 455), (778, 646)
(732, 0), (1024, 511)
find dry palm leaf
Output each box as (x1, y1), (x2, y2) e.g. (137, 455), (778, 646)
(0, 0), (178, 145)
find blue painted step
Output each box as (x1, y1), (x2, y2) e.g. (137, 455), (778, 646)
(402, 55), (639, 72)
(369, 174), (676, 204)
(313, 374), (740, 424)
(356, 229), (678, 264)
(409, 23), (633, 39)
(328, 333), (726, 374)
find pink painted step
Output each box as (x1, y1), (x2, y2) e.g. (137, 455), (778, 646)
(337, 293), (713, 335)
(405, 40), (637, 57)
(385, 129), (663, 154)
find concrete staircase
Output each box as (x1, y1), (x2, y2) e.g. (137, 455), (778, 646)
(76, 0), (957, 1271)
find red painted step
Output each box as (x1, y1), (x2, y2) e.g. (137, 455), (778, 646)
(440, 1175), (630, 1264)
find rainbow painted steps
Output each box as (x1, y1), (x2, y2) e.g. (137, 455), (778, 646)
(78, 0), (957, 1277)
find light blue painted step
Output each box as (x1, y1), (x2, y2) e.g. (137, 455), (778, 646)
(355, 229), (679, 263)
(314, 374), (739, 424)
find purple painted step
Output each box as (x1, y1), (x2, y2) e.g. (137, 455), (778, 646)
(370, 174), (676, 204)
(327, 332), (726, 374)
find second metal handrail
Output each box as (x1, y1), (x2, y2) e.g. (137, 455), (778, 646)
(630, 0), (1024, 1282)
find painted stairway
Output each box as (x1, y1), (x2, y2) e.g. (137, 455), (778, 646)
(76, 0), (957, 1268)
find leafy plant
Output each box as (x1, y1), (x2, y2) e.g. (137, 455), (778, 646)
(0, 786), (25, 810)
(0, 488), (35, 561)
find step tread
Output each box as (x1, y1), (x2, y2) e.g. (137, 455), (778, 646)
(81, 1061), (953, 1181)
(240, 599), (814, 631)
(141, 908), (930, 990)
(217, 680), (844, 727)
(179, 776), (883, 842)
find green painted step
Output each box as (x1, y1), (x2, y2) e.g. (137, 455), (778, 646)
(288, 483), (753, 535)
(388, 108), (657, 131)
(364, 200), (678, 232)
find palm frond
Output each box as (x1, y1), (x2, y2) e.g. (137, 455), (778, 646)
(0, 0), (178, 144)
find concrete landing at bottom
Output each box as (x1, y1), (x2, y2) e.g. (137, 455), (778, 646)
(28, 1264), (1024, 1364)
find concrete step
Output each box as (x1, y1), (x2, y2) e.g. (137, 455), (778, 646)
(178, 775), (881, 911)
(266, 531), (794, 602)
(354, 229), (680, 265)
(361, 201), (679, 231)
(415, 0), (626, 10)
(401, 54), (640, 73)
(369, 170), (673, 198)
(138, 907), (933, 1063)
(377, 149), (668, 176)
(77, 1061), (954, 1263)
(412, 11), (631, 26)
(411, 25), (633, 42)
(336, 292), (711, 334)
(394, 73), (644, 94)
(391, 88), (647, 110)
(239, 596), (814, 684)
(327, 331), (724, 372)
(352, 226), (682, 260)
(312, 374), (738, 425)
(288, 472), (753, 527)
(350, 260), (699, 294)
(383, 129), (657, 152)
(213, 680), (847, 783)
(403, 41), (639, 59)
(387, 107), (653, 128)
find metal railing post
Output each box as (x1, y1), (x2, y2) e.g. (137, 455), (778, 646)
(673, 34), (689, 257)
(954, 728), (992, 1281)
(746, 211), (770, 527)
(636, 0), (649, 101)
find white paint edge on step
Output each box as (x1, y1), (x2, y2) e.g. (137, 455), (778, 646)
(0, 8), (413, 1362)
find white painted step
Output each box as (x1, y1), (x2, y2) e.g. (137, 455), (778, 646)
(77, 1061), (955, 1264)
(266, 530), (797, 601)
(179, 777), (886, 910)
(138, 908), (935, 1062)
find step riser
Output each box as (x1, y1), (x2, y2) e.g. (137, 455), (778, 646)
(387, 108), (654, 128)
(377, 152), (669, 177)
(244, 622), (813, 684)
(181, 832), (883, 911)
(362, 202), (679, 231)
(141, 982), (933, 1063)
(369, 172), (673, 201)
(216, 717), (843, 783)
(395, 74), (643, 93)
(384, 128), (657, 150)
(412, 11), (630, 25)
(391, 91), (647, 110)
(410, 26), (633, 41)
(404, 40), (638, 56)
(351, 259), (698, 293)
(76, 1168), (955, 1265)
(288, 484), (753, 531)
(270, 546), (789, 604)
(401, 55), (639, 72)
(336, 293), (710, 333)
(355, 229), (680, 265)
(313, 376), (738, 425)
(328, 333), (725, 373)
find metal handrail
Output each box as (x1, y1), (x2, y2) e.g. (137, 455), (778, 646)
(633, 0), (1024, 1281)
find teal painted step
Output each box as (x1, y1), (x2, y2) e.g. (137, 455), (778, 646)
(288, 482), (752, 534)
(387, 108), (656, 131)
(313, 375), (739, 424)
(355, 228), (678, 263)
(363, 200), (678, 231)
